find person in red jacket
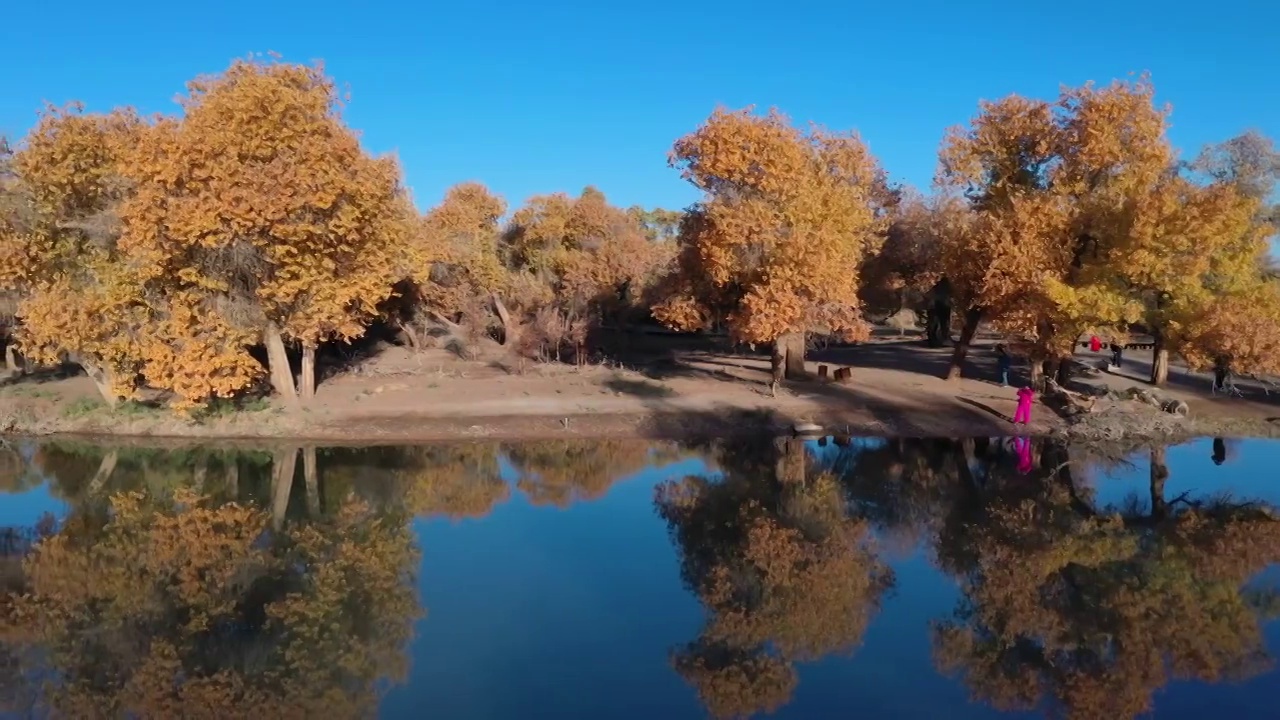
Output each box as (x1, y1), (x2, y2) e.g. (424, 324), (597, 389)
(1014, 385), (1035, 425)
(1089, 335), (1102, 353)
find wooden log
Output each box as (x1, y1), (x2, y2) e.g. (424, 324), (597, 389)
(818, 364), (830, 380)
(834, 367), (853, 383)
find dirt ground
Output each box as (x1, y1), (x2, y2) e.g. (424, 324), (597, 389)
(2, 329), (1279, 444)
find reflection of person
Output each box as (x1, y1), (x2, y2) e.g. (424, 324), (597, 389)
(1014, 436), (1033, 474)
(1014, 386), (1035, 425)
(1212, 437), (1227, 466)
(995, 344), (1012, 387)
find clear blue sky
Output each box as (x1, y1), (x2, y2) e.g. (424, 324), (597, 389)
(1, 0), (1277, 215)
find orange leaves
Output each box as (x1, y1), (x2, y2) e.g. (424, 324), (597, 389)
(1178, 281), (1280, 376)
(120, 57), (409, 345)
(656, 107), (887, 345)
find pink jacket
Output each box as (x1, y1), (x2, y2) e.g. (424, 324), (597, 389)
(1016, 387), (1035, 404)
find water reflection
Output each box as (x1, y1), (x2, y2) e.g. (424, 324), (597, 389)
(0, 435), (1277, 719)
(657, 437), (894, 717)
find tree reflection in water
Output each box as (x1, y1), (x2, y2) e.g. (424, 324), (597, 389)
(657, 437), (894, 718)
(0, 482), (421, 718)
(0, 436), (1276, 719)
(837, 436), (1280, 720)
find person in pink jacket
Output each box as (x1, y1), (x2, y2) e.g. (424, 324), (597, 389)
(1014, 386), (1035, 425)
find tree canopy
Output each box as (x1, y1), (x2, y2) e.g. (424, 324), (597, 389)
(2, 63), (1278, 407)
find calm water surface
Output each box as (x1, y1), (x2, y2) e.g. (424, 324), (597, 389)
(0, 436), (1277, 719)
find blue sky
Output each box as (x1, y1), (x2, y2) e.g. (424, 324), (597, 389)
(1, 0), (1277, 216)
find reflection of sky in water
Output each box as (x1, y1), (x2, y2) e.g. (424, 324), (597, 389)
(3, 439), (1278, 718)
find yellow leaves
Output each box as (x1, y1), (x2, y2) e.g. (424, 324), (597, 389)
(1177, 280), (1280, 376)
(120, 57), (409, 351)
(657, 107), (887, 345)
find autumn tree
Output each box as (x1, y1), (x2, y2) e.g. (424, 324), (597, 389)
(0, 106), (161, 404)
(118, 57), (413, 405)
(500, 186), (669, 360)
(1177, 279), (1280, 379)
(934, 94), (1075, 380)
(657, 437), (893, 718)
(858, 188), (946, 320)
(932, 78), (1263, 386)
(653, 108), (889, 383)
(0, 487), (421, 718)
(399, 181), (511, 351)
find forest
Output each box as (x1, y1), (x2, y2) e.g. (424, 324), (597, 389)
(1, 56), (1278, 411)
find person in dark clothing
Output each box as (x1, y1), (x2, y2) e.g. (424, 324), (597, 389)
(995, 344), (1012, 387)
(1109, 342), (1123, 368)
(1212, 437), (1227, 465)
(1212, 357), (1231, 393)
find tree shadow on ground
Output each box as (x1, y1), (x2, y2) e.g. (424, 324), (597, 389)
(626, 378), (1016, 440)
(0, 362), (84, 389)
(603, 374), (676, 399)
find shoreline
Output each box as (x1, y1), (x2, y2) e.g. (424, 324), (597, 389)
(4, 403), (1279, 449)
(4, 340), (1280, 448)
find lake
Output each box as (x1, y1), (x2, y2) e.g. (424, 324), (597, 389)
(1, 435), (1278, 719)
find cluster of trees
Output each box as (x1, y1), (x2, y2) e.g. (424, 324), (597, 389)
(2, 61), (1278, 411)
(882, 80), (1280, 386)
(0, 58), (675, 410)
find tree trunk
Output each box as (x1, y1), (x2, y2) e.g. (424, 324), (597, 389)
(225, 457), (240, 501)
(398, 320), (419, 350)
(1055, 358), (1071, 386)
(300, 344), (316, 402)
(303, 446), (320, 518)
(775, 437), (807, 484)
(945, 308), (982, 380)
(492, 292), (518, 346)
(1149, 446), (1169, 520)
(271, 447), (298, 530)
(1150, 331), (1169, 386)
(86, 450), (119, 495)
(1029, 360), (1043, 391)
(926, 280), (952, 348)
(192, 457), (208, 492)
(76, 357), (119, 408)
(1039, 359), (1061, 391)
(4, 345), (20, 374)
(264, 323), (299, 406)
(771, 332), (807, 384)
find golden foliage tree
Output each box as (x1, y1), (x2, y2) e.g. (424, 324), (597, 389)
(500, 186), (669, 361)
(2, 106), (152, 404)
(0, 487), (421, 718)
(1178, 279), (1280, 378)
(937, 77), (1274, 386)
(118, 57), (412, 405)
(653, 107), (889, 383)
(935, 94), (1075, 380)
(657, 438), (893, 718)
(412, 182), (509, 334)
(858, 188), (946, 318)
